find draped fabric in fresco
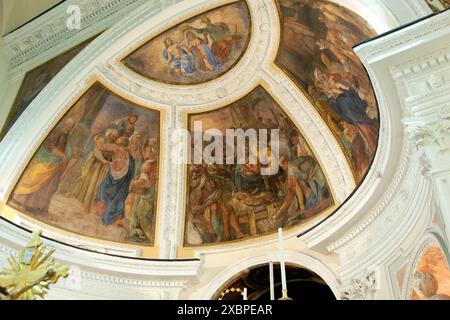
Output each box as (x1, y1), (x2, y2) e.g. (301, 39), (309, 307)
(411, 245), (450, 300)
(426, 0), (450, 12)
(0, 38), (95, 140)
(9, 83), (160, 245)
(185, 86), (333, 246)
(276, 0), (379, 182)
(123, 1), (251, 85)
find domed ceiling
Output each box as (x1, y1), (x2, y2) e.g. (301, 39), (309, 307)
(3, 0), (379, 254)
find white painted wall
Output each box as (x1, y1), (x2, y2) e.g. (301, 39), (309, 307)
(0, 0), (62, 36)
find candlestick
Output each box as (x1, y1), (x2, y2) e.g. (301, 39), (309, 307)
(278, 228), (287, 292)
(269, 261), (275, 301)
(243, 288), (248, 301)
(278, 228), (293, 300)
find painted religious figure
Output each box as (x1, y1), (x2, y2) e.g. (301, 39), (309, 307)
(276, 0), (379, 183)
(185, 87), (334, 246)
(8, 83), (160, 245)
(123, 1), (251, 85)
(411, 245), (450, 300)
(0, 38), (95, 140)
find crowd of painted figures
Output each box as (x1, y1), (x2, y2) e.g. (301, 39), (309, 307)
(10, 86), (160, 244)
(162, 16), (241, 77)
(186, 88), (333, 245)
(123, 1), (250, 85)
(278, 0), (379, 182)
(6, 0), (389, 247)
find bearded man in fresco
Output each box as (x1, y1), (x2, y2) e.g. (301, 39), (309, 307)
(112, 114), (139, 138)
(163, 37), (196, 76)
(12, 118), (76, 215)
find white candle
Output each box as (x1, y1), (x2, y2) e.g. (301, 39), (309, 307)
(278, 228), (288, 292)
(243, 288), (248, 301)
(269, 261), (275, 300)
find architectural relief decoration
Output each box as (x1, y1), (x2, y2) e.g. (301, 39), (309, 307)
(390, 19), (450, 246)
(2, 0), (149, 70)
(310, 10), (450, 284)
(340, 270), (378, 300)
(0, 219), (201, 300)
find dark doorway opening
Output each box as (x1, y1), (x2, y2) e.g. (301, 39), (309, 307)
(215, 263), (335, 301)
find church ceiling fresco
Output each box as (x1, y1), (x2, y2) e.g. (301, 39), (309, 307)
(0, 37), (96, 141)
(412, 245), (450, 300)
(276, 0), (379, 183)
(1, 0), (385, 253)
(122, 1), (251, 85)
(8, 83), (161, 246)
(185, 86), (334, 246)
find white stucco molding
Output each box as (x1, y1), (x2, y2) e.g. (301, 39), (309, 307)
(298, 2), (432, 254)
(312, 10), (450, 289)
(1, 0), (158, 78)
(389, 11), (450, 246)
(0, 218), (202, 300)
(200, 250), (341, 300)
(303, 9), (450, 251)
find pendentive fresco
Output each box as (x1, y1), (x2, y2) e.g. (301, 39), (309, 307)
(8, 83), (161, 246)
(185, 86), (333, 246)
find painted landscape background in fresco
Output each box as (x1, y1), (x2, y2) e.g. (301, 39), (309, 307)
(9, 83), (160, 245)
(185, 86), (333, 246)
(0, 38), (95, 140)
(123, 1), (251, 85)
(276, 0), (379, 182)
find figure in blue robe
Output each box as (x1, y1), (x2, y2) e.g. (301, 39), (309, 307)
(163, 38), (196, 76)
(329, 84), (374, 125)
(98, 155), (135, 225)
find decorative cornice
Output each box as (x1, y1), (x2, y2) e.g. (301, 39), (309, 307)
(391, 47), (450, 80)
(328, 10), (450, 284)
(2, 0), (151, 73)
(326, 143), (412, 252)
(355, 10), (450, 63)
